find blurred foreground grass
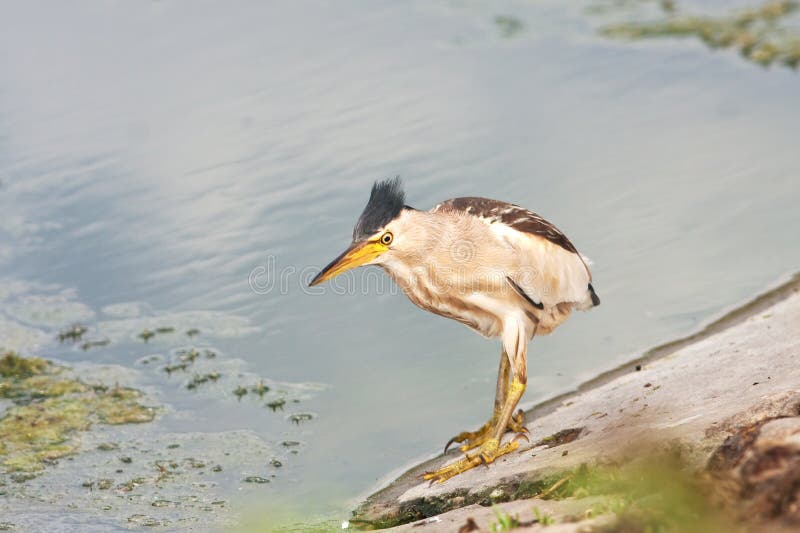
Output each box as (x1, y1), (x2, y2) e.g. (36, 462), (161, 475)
(244, 450), (739, 532)
(531, 455), (735, 533)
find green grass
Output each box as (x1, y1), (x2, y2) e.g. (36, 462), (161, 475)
(533, 507), (555, 526)
(535, 456), (731, 532)
(490, 505), (520, 532)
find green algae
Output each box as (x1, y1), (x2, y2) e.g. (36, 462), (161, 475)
(80, 338), (110, 351)
(186, 372), (221, 390)
(57, 324), (87, 343)
(266, 398), (286, 412)
(495, 15), (524, 39)
(0, 354), (86, 401)
(243, 475), (269, 484)
(0, 351), (155, 476)
(0, 352), (47, 378)
(289, 413), (313, 425)
(160, 346), (298, 416)
(127, 514), (166, 527)
(139, 327), (177, 342)
(177, 348), (201, 363)
(164, 362), (188, 374)
(251, 381), (270, 397)
(599, 0), (800, 70)
(0, 397), (90, 472)
(94, 385), (155, 424)
(0, 312), (300, 529)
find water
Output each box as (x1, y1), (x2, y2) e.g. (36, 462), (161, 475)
(1, 0), (799, 529)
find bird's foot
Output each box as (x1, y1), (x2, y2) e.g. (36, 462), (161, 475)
(423, 437), (520, 484)
(444, 409), (528, 453)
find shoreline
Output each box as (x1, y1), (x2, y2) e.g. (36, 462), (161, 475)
(526, 270), (800, 422)
(352, 271), (800, 530)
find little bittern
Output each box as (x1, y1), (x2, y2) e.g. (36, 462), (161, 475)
(310, 178), (599, 483)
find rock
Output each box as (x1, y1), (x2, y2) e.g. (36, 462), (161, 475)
(756, 418), (800, 450)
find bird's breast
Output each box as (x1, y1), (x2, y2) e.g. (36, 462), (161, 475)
(381, 261), (509, 338)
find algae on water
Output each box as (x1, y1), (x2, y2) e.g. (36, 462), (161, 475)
(0, 351), (155, 476)
(598, 0), (800, 69)
(0, 352), (48, 379)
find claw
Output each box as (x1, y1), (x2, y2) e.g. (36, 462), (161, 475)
(444, 414), (528, 454)
(444, 436), (461, 454)
(513, 432), (530, 444)
(508, 410), (529, 434)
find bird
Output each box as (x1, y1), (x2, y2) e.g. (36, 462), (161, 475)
(309, 178), (599, 483)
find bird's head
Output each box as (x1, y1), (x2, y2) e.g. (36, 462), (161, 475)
(309, 177), (412, 287)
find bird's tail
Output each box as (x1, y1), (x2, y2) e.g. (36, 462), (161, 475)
(577, 283), (600, 311)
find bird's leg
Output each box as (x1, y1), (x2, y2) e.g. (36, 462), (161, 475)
(444, 351), (528, 453)
(424, 376), (526, 483)
(443, 351), (507, 453)
(425, 353), (528, 484)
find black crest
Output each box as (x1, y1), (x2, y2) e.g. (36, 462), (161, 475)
(353, 177), (406, 241)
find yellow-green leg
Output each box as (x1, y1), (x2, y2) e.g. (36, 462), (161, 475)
(444, 351), (527, 454)
(424, 375), (527, 484)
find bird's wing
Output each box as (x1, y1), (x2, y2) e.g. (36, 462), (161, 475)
(431, 197), (593, 308)
(431, 197), (579, 253)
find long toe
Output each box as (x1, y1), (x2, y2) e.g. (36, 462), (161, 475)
(446, 413), (529, 454)
(442, 421), (493, 453)
(423, 438), (520, 484)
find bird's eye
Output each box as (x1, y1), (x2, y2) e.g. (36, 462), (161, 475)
(380, 232), (393, 245)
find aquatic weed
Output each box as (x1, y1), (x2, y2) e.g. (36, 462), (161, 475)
(80, 338), (110, 351)
(266, 398), (286, 412)
(0, 355), (155, 475)
(251, 381), (270, 397)
(57, 324), (87, 343)
(599, 0), (800, 70)
(289, 413), (313, 425)
(0, 352), (47, 378)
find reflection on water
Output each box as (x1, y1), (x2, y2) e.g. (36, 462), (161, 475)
(1, 0), (799, 529)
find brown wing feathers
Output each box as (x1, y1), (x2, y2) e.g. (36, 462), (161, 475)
(431, 197), (578, 254)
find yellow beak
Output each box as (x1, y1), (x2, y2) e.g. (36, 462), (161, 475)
(309, 240), (387, 286)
